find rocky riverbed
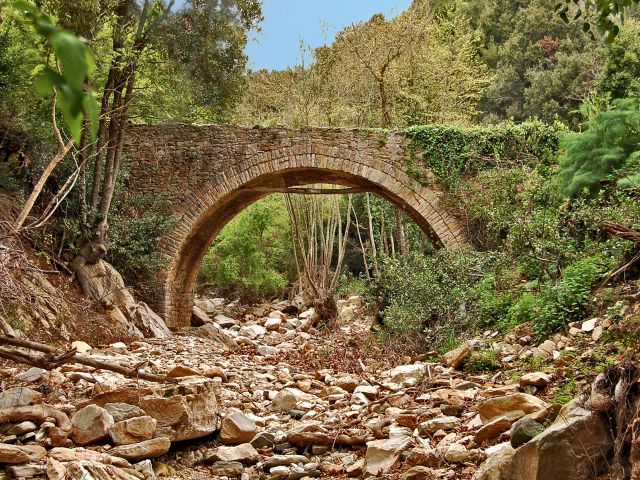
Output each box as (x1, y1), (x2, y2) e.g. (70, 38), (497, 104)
(0, 295), (632, 479)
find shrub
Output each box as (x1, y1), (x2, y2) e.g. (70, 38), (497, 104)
(198, 195), (294, 300)
(464, 350), (501, 373)
(533, 255), (609, 339)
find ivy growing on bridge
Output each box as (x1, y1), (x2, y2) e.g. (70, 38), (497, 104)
(404, 121), (566, 188)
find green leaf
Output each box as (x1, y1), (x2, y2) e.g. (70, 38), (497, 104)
(51, 30), (91, 90)
(11, 0), (37, 15)
(35, 68), (64, 96)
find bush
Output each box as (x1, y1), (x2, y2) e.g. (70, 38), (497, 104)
(533, 255), (609, 339)
(369, 249), (492, 337)
(198, 195), (294, 300)
(103, 195), (175, 300)
(464, 350), (501, 373)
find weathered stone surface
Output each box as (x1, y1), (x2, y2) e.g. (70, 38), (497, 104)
(219, 409), (258, 444)
(209, 461), (244, 476)
(250, 431), (275, 449)
(206, 443), (259, 463)
(386, 364), (426, 385)
(510, 417), (544, 448)
(474, 416), (512, 445)
(191, 305), (210, 326)
(478, 393), (548, 423)
(509, 401), (613, 480)
(519, 373), (551, 388)
(86, 377), (219, 441)
(0, 387), (42, 409)
(363, 436), (412, 475)
(167, 365), (202, 377)
(401, 466), (438, 480)
(109, 416), (157, 446)
(71, 405), (114, 445)
(109, 437), (171, 461)
(472, 449), (515, 480)
(271, 388), (317, 411)
(64, 461), (140, 480)
(104, 403), (147, 423)
(263, 455), (309, 469)
(15, 367), (45, 382)
(419, 416), (460, 434)
(0, 444), (46, 464)
(441, 342), (472, 369)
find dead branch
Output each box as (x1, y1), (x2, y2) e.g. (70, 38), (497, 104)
(0, 346), (77, 369)
(0, 336), (178, 384)
(604, 222), (640, 245)
(0, 405), (71, 432)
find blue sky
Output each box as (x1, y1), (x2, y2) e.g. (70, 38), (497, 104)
(245, 0), (412, 71)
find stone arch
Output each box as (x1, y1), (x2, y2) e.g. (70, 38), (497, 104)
(122, 124), (465, 326)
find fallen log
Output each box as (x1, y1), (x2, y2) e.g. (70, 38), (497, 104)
(604, 222), (640, 244)
(0, 346), (76, 370)
(287, 431), (368, 446)
(0, 405), (71, 432)
(0, 336), (177, 384)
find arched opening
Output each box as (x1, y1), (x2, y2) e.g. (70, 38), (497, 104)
(163, 167), (462, 326)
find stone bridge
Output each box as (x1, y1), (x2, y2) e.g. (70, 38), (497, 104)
(123, 124), (465, 326)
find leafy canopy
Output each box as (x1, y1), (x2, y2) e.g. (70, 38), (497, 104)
(559, 97), (640, 197)
(9, 0), (98, 141)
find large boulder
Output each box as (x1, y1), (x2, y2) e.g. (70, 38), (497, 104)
(509, 401), (613, 480)
(80, 377), (220, 441)
(71, 405), (114, 446)
(78, 260), (170, 338)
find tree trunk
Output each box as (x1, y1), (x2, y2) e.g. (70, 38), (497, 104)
(394, 206), (406, 255)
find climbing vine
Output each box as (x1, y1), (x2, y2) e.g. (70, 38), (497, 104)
(404, 121), (566, 188)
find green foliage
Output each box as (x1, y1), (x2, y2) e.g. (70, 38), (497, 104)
(10, 0), (98, 141)
(106, 195), (176, 297)
(556, 0), (640, 41)
(369, 248), (492, 335)
(598, 20), (640, 99)
(463, 0), (604, 126)
(533, 254), (609, 338)
(464, 350), (501, 373)
(198, 195), (294, 299)
(405, 121), (563, 187)
(559, 97), (640, 198)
